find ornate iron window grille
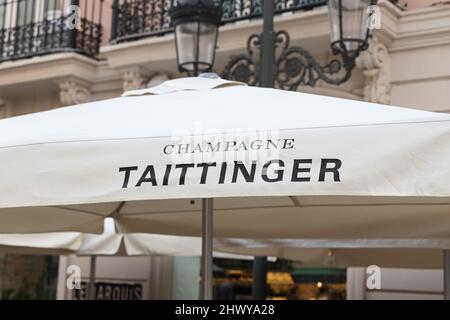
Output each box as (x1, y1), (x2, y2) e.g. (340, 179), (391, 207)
(110, 0), (328, 43)
(0, 0), (104, 63)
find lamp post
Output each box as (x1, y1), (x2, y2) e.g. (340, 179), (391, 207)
(222, 0), (375, 90)
(170, 0), (376, 301)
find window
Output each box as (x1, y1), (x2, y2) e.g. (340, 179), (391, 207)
(42, 0), (63, 21)
(0, 0), (6, 29)
(16, 0), (36, 26)
(0, 0), (66, 29)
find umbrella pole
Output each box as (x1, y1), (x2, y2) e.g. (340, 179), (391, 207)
(252, 257), (268, 299)
(88, 255), (97, 300)
(201, 198), (214, 300)
(251, 0), (272, 301)
(444, 250), (450, 300)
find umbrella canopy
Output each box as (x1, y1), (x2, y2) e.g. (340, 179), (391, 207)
(0, 232), (81, 255)
(0, 76), (448, 239)
(22, 229), (448, 269)
(3, 223), (450, 268)
(215, 239), (450, 269)
(78, 218), (202, 256)
(0, 218), (202, 257)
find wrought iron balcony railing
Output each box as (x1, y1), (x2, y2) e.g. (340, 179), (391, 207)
(0, 0), (104, 63)
(110, 0), (328, 43)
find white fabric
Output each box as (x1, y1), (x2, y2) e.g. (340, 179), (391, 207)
(0, 218), (202, 256)
(79, 218), (202, 256)
(122, 76), (245, 96)
(0, 77), (448, 239)
(0, 232), (81, 255)
(216, 238), (450, 250)
(215, 238), (450, 269)
(1, 225), (449, 268)
(0, 218), (244, 258)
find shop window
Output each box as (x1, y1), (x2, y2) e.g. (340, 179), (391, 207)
(0, 254), (59, 300)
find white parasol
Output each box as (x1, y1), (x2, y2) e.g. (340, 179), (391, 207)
(0, 76), (449, 298)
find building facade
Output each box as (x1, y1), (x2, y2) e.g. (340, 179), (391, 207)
(0, 0), (449, 299)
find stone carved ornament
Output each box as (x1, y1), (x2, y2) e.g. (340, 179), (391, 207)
(356, 36), (391, 104)
(0, 98), (6, 118)
(59, 81), (92, 106)
(123, 70), (147, 91)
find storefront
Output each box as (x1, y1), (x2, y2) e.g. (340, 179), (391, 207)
(0, 254), (58, 300)
(212, 258), (346, 300)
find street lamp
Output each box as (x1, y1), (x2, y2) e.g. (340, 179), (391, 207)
(329, 0), (373, 66)
(222, 0), (376, 89)
(170, 0), (221, 77)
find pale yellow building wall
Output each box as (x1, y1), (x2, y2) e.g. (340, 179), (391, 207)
(390, 45), (450, 112)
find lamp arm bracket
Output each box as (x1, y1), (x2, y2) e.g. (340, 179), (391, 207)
(221, 30), (358, 90)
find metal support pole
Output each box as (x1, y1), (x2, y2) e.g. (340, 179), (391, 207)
(201, 198), (214, 300)
(251, 0), (273, 300)
(68, 0), (80, 49)
(260, 0), (275, 88)
(444, 250), (450, 300)
(252, 257), (268, 300)
(88, 255), (97, 300)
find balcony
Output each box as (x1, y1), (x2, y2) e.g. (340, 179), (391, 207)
(110, 0), (328, 43)
(0, 0), (104, 63)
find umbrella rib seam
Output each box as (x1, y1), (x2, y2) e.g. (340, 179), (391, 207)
(117, 202), (450, 216)
(109, 201), (126, 218)
(1, 119), (449, 150)
(50, 206), (106, 217)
